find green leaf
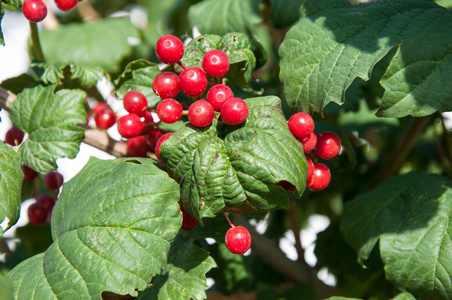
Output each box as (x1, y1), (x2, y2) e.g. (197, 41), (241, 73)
(39, 17), (139, 74)
(114, 59), (161, 107)
(0, 268), (13, 300)
(31, 62), (105, 87)
(279, 0), (449, 117)
(341, 172), (452, 298)
(9, 157), (181, 299)
(0, 143), (23, 237)
(1, 0), (24, 8)
(0, 4), (4, 46)
(188, 0), (262, 36)
(9, 84), (87, 172)
(393, 292), (417, 300)
(160, 96), (308, 220)
(325, 297), (361, 300)
(269, 0), (303, 29)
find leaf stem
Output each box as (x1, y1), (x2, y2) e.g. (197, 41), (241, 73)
(29, 22), (46, 62)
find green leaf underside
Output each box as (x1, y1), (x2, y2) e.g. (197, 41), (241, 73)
(188, 0), (262, 36)
(39, 17), (139, 74)
(280, 0), (451, 118)
(31, 62), (105, 87)
(341, 172), (452, 298)
(160, 96), (307, 220)
(0, 143), (23, 237)
(9, 84), (87, 172)
(9, 157), (181, 299)
(114, 59), (161, 107)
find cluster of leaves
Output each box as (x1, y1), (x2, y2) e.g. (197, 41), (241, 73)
(0, 0), (452, 299)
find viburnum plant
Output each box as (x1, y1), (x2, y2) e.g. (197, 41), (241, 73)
(0, 0), (451, 299)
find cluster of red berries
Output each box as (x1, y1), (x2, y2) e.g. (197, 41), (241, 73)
(22, 0), (79, 23)
(287, 112), (341, 192)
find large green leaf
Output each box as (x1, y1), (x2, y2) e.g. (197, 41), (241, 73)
(188, 0), (262, 36)
(9, 157), (181, 299)
(269, 0), (303, 29)
(39, 17), (139, 74)
(0, 268), (13, 300)
(31, 62), (105, 87)
(341, 172), (452, 299)
(0, 143), (23, 237)
(279, 0), (451, 118)
(160, 96), (308, 220)
(9, 84), (86, 172)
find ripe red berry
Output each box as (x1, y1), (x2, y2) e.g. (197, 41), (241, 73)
(28, 203), (48, 225)
(298, 131), (317, 154)
(279, 181), (296, 191)
(92, 103), (107, 115)
(288, 112), (315, 139)
(94, 108), (116, 130)
(314, 131), (341, 160)
(36, 194), (55, 211)
(155, 35), (184, 65)
(206, 84), (234, 112)
(146, 129), (166, 151)
(117, 114), (143, 138)
(306, 156), (314, 183)
(123, 91), (148, 115)
(43, 171), (64, 190)
(180, 205), (198, 231)
(220, 98), (248, 126)
(306, 163), (331, 192)
(202, 50), (230, 78)
(155, 132), (173, 163)
(127, 135), (148, 157)
(54, 0), (78, 11)
(22, 0), (47, 23)
(188, 100), (215, 127)
(156, 99), (183, 124)
(225, 226), (251, 255)
(179, 67), (208, 98)
(139, 111), (155, 135)
(152, 72), (180, 99)
(5, 126), (24, 146)
(22, 165), (38, 181)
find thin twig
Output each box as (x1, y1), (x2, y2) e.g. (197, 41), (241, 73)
(286, 199), (307, 265)
(29, 22), (46, 62)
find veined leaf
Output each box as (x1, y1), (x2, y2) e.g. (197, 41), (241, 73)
(9, 84), (86, 172)
(9, 157), (181, 299)
(1, 0), (24, 8)
(31, 62), (105, 87)
(0, 143), (23, 237)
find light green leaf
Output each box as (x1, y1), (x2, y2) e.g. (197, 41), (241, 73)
(9, 84), (86, 172)
(39, 17), (139, 74)
(188, 0), (262, 36)
(0, 268), (13, 300)
(1, 0), (24, 8)
(0, 143), (23, 237)
(9, 157), (181, 299)
(31, 62), (105, 87)
(0, 4), (4, 46)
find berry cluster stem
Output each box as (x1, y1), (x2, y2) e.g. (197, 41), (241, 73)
(223, 212), (235, 228)
(29, 22), (46, 62)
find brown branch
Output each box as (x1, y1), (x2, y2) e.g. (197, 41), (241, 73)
(0, 87), (17, 110)
(0, 239), (11, 256)
(286, 200), (306, 264)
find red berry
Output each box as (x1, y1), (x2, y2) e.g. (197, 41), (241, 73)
(298, 131), (317, 154)
(152, 72), (180, 99)
(92, 103), (107, 114)
(306, 163), (331, 191)
(36, 194), (55, 211)
(225, 226), (251, 255)
(155, 132), (173, 163)
(5, 126), (24, 146)
(146, 129), (166, 151)
(155, 35), (184, 65)
(28, 203), (48, 226)
(306, 156), (314, 182)
(140, 111), (155, 135)
(206, 84), (234, 112)
(117, 114), (143, 138)
(54, 0), (78, 11)
(94, 108), (116, 130)
(123, 91), (148, 115)
(156, 99), (183, 124)
(180, 205), (198, 231)
(202, 50), (230, 78)
(43, 171), (63, 190)
(279, 181), (296, 191)
(220, 98), (248, 126)
(22, 165), (38, 181)
(179, 67), (208, 98)
(47, 206), (54, 223)
(127, 135), (148, 157)
(288, 112), (315, 139)
(22, 0), (47, 23)
(314, 132), (341, 160)
(188, 100), (215, 127)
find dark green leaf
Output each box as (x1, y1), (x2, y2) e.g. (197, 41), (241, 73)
(0, 143), (23, 237)
(39, 17), (139, 74)
(269, 0), (303, 29)
(325, 297), (361, 300)
(393, 292), (417, 300)
(15, 223), (53, 255)
(9, 157), (181, 299)
(9, 84), (87, 172)
(31, 62), (104, 87)
(188, 0), (262, 36)
(0, 74), (36, 94)
(160, 96), (308, 220)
